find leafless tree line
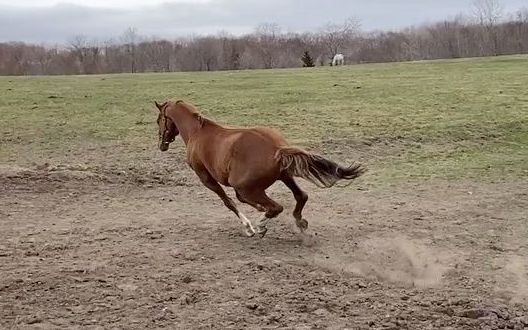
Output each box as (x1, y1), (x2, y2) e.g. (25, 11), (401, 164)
(0, 4), (527, 75)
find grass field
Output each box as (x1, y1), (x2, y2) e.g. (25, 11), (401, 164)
(1, 55), (527, 184)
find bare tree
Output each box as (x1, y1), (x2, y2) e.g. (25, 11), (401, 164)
(473, 0), (504, 27)
(10, 42), (29, 75)
(216, 31), (244, 70)
(517, 7), (528, 23)
(254, 23), (282, 68)
(2, 8), (528, 76)
(68, 35), (89, 73)
(34, 45), (56, 74)
(121, 27), (140, 73)
(139, 39), (174, 72)
(195, 36), (221, 71)
(514, 8), (528, 52)
(68, 35), (101, 74)
(473, 0), (504, 55)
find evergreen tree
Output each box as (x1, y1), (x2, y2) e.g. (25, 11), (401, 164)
(301, 51), (315, 67)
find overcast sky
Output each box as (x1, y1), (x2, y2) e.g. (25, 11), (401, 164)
(0, 0), (526, 44)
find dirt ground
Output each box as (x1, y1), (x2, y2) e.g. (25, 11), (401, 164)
(1, 158), (528, 330)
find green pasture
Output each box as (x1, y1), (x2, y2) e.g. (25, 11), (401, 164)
(1, 55), (526, 184)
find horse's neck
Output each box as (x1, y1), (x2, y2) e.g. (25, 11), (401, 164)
(167, 106), (201, 145)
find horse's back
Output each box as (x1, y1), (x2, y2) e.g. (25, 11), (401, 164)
(252, 126), (287, 146)
(230, 126), (285, 163)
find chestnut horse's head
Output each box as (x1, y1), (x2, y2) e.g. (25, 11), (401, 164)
(155, 101), (179, 151)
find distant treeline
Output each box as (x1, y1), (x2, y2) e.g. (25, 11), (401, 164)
(0, 6), (527, 75)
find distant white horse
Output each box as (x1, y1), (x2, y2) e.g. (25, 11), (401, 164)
(332, 53), (345, 66)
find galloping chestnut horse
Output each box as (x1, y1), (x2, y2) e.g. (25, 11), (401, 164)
(155, 100), (365, 237)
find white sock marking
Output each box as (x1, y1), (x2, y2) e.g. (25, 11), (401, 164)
(239, 212), (255, 232)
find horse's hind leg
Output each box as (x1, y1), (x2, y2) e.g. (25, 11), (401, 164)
(195, 168), (255, 237)
(236, 188), (284, 237)
(235, 191), (266, 212)
(281, 175), (309, 232)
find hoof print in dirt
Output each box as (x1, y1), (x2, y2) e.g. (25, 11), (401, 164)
(245, 303), (258, 310)
(457, 308), (495, 319)
(180, 275), (193, 284)
(143, 230), (164, 240)
(434, 306), (455, 316)
(179, 292), (198, 305)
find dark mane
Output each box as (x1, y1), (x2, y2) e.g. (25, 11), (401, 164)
(197, 115), (215, 127)
(175, 100), (215, 128)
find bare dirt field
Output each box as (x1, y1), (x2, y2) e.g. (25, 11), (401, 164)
(1, 159), (527, 329)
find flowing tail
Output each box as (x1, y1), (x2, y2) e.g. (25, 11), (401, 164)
(276, 147), (366, 188)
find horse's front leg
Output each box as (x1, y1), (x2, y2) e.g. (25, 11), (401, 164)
(235, 188), (284, 238)
(194, 168), (255, 237)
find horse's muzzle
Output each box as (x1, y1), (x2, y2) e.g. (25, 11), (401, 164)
(159, 142), (170, 152)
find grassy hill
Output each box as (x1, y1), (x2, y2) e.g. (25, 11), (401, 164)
(1, 55), (527, 184)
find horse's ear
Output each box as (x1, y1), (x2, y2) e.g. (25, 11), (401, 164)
(154, 101), (165, 111)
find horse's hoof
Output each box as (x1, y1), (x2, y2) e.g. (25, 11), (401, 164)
(244, 227), (256, 237)
(256, 226), (268, 238)
(296, 218), (309, 232)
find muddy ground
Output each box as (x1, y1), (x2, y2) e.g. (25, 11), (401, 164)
(1, 158), (528, 329)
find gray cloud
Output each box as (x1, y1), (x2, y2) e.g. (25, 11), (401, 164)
(0, 0), (526, 43)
